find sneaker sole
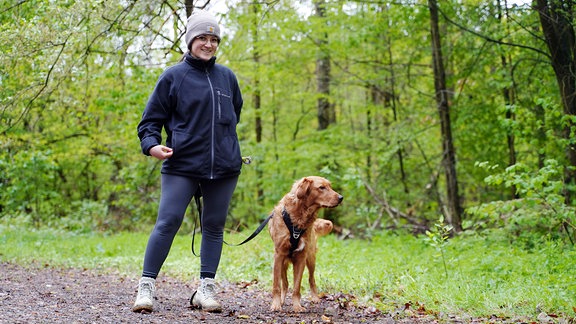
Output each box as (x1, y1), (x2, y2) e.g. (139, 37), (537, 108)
(193, 304), (222, 313)
(132, 305), (153, 313)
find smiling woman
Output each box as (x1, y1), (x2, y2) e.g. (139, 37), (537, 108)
(133, 9), (244, 314)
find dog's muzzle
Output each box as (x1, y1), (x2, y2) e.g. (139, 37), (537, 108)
(325, 195), (343, 208)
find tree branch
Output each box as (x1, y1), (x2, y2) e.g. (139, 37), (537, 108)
(437, 6), (550, 59)
(2, 37), (70, 134)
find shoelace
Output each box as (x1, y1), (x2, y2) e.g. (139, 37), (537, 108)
(140, 282), (155, 297)
(201, 281), (216, 299)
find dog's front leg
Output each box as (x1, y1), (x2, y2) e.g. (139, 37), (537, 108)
(307, 253), (320, 303)
(271, 253), (284, 311)
(291, 256), (307, 312)
(280, 259), (289, 304)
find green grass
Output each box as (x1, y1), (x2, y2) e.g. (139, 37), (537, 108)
(1, 223), (574, 321)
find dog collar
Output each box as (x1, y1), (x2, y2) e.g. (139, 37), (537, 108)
(282, 207), (305, 257)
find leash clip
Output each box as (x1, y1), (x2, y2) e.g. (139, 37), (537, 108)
(292, 227), (301, 239)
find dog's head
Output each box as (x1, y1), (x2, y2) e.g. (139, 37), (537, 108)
(292, 176), (343, 209)
(313, 218), (333, 237)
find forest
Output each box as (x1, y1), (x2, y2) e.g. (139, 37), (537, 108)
(1, 0), (576, 245)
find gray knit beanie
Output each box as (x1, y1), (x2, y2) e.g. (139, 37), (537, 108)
(185, 11), (221, 49)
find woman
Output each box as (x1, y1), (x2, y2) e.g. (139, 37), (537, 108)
(133, 10), (243, 313)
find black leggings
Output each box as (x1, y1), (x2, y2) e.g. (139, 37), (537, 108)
(142, 173), (238, 279)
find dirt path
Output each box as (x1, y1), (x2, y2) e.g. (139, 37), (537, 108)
(1, 262), (546, 323)
(0, 262), (412, 323)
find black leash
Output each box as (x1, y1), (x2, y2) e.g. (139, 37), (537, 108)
(191, 189), (203, 257)
(224, 213), (273, 246)
(191, 157), (255, 257)
(191, 186), (272, 257)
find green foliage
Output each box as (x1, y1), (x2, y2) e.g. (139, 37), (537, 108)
(469, 160), (576, 245)
(0, 0), (573, 244)
(0, 150), (61, 225)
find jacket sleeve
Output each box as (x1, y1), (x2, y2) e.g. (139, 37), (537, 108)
(137, 72), (173, 156)
(231, 73), (243, 124)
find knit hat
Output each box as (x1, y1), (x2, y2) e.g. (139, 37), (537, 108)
(185, 11), (221, 49)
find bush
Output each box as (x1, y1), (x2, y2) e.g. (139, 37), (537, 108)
(469, 160), (576, 245)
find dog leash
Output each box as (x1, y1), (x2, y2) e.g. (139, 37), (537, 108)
(191, 189), (203, 257)
(191, 193), (272, 256)
(225, 213), (273, 246)
(190, 156), (270, 257)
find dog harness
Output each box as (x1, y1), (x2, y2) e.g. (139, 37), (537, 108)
(282, 207), (306, 257)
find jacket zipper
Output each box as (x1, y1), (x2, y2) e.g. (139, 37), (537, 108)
(206, 69), (216, 179)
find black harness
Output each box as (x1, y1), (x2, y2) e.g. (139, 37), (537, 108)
(282, 207), (306, 257)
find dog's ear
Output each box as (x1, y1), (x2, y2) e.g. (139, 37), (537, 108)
(295, 177), (312, 199)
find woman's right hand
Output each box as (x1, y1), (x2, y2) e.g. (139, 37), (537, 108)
(149, 145), (173, 160)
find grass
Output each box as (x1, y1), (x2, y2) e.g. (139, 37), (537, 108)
(1, 223), (575, 321)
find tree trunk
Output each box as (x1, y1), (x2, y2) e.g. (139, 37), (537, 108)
(385, 33), (409, 195)
(428, 0), (463, 232)
(497, 0), (519, 199)
(185, 0), (193, 17)
(251, 1), (264, 200)
(314, 0), (332, 130)
(535, 0), (576, 204)
(185, 0), (212, 17)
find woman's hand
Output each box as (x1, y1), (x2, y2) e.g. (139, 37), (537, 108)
(149, 145), (173, 160)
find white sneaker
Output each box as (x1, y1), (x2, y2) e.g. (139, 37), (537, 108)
(132, 277), (156, 313)
(190, 278), (222, 312)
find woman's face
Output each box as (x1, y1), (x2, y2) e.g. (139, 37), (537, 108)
(190, 35), (219, 61)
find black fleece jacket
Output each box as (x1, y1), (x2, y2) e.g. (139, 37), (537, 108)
(137, 54), (243, 179)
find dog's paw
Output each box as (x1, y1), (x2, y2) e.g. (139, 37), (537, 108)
(270, 301), (282, 312)
(310, 295), (321, 303)
(292, 304), (306, 312)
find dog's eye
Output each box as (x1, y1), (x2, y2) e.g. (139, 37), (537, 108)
(319, 186), (326, 190)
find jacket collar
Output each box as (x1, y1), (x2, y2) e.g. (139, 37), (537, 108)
(184, 53), (216, 70)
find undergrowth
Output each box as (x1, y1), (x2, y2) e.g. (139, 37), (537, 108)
(1, 222), (574, 321)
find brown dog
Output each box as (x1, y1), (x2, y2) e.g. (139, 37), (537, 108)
(268, 176), (343, 312)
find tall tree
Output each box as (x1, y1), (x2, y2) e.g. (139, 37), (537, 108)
(429, 0), (463, 231)
(314, 0), (333, 130)
(251, 1), (264, 200)
(535, 0), (576, 204)
(497, 0), (519, 199)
